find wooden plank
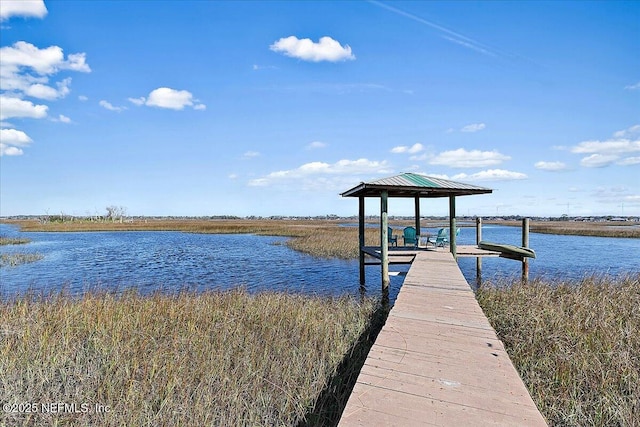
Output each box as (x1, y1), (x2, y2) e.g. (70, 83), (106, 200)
(339, 251), (547, 426)
(365, 256), (415, 266)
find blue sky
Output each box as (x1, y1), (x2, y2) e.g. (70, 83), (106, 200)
(1, 0), (638, 217)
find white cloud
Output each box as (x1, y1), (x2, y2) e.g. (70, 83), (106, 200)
(242, 151), (260, 159)
(617, 156), (640, 166)
(133, 87), (206, 110)
(0, 145), (23, 156)
(252, 64), (277, 71)
(249, 158), (391, 187)
(0, 41), (90, 80)
(572, 139), (640, 155)
(534, 161), (568, 171)
(625, 82), (640, 91)
(127, 97), (145, 106)
(391, 143), (424, 154)
(451, 169), (527, 181)
(146, 88), (192, 109)
(579, 154), (619, 168)
(24, 83), (59, 99)
(590, 186), (640, 206)
(99, 100), (126, 112)
(612, 124), (640, 139)
(64, 53), (91, 73)
(410, 153), (428, 161)
(0, 128), (32, 156)
(270, 36), (355, 62)
(0, 128), (32, 145)
(78, 95), (88, 101)
(307, 141), (326, 149)
(0, 38), (89, 157)
(0, 96), (48, 120)
(460, 123), (486, 133)
(429, 148), (510, 168)
(23, 77), (72, 100)
(571, 125), (640, 168)
(0, 0), (47, 21)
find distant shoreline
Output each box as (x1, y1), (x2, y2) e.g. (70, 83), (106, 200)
(2, 217), (638, 239)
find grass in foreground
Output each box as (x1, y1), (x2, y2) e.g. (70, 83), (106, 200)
(477, 275), (640, 426)
(0, 289), (380, 426)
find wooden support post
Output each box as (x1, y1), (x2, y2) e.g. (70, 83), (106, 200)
(522, 218), (530, 282)
(381, 191), (390, 294)
(449, 196), (457, 258)
(359, 196), (365, 287)
(414, 196), (421, 246)
(476, 217), (482, 287)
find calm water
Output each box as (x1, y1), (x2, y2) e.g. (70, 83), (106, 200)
(1, 223), (638, 299)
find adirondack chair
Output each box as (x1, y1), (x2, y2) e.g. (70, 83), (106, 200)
(402, 226), (418, 247)
(427, 228), (448, 247)
(440, 227), (461, 247)
(388, 227), (398, 247)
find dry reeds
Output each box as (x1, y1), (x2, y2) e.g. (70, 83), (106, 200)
(0, 236), (31, 246)
(0, 289), (378, 426)
(477, 275), (640, 426)
(492, 220), (640, 238)
(0, 253), (44, 267)
(0, 236), (42, 267)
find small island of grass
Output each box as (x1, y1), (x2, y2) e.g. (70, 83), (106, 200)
(0, 236), (44, 267)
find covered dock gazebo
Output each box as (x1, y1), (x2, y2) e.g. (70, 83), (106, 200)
(341, 172), (492, 292)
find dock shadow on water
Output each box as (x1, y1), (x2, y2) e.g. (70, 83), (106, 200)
(298, 301), (389, 427)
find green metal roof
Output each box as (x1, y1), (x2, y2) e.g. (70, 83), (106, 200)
(341, 172), (493, 198)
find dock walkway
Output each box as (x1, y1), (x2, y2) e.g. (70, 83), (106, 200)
(339, 250), (547, 426)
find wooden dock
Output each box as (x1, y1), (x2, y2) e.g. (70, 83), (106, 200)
(339, 250), (547, 426)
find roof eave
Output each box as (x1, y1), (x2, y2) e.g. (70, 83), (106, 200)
(341, 183), (492, 198)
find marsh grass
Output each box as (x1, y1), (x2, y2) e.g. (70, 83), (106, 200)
(0, 236), (31, 246)
(0, 253), (44, 267)
(494, 220), (640, 238)
(0, 289), (379, 426)
(0, 235), (43, 267)
(477, 275), (640, 426)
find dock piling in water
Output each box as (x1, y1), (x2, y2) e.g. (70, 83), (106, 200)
(522, 218), (530, 282)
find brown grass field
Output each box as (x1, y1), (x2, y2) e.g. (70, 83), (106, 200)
(493, 219), (640, 238)
(477, 275), (640, 426)
(0, 289), (381, 426)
